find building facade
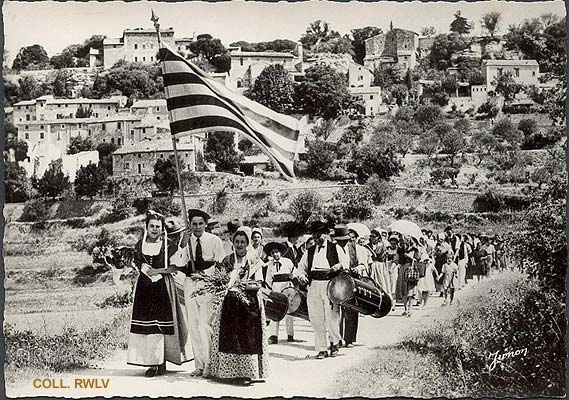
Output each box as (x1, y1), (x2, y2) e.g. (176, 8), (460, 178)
(482, 59), (539, 90)
(103, 28), (177, 68)
(364, 27), (419, 71)
(349, 86), (382, 116)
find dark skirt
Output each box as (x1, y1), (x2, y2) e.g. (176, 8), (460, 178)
(218, 290), (263, 355)
(130, 274), (174, 335)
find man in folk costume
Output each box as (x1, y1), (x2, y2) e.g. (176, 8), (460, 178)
(282, 222), (306, 268)
(295, 221), (345, 359)
(264, 241), (296, 344)
(333, 225), (371, 348)
(170, 209), (225, 378)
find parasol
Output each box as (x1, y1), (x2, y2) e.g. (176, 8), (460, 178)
(347, 223), (371, 239)
(388, 220), (424, 241)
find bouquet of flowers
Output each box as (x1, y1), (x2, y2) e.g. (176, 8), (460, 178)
(188, 262), (252, 308)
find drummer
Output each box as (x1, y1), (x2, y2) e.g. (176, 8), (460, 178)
(295, 221), (344, 360)
(264, 241), (296, 344)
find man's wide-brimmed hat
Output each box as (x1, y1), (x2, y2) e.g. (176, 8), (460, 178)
(310, 220), (329, 235)
(164, 216), (185, 235)
(187, 209), (210, 222)
(284, 221), (306, 238)
(264, 241), (287, 255)
(227, 218), (243, 234)
(331, 225), (351, 241)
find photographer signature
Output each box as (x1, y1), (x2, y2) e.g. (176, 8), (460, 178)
(487, 348), (528, 372)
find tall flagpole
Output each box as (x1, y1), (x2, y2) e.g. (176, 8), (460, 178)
(152, 10), (189, 227)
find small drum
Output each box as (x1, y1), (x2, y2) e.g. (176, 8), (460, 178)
(262, 291), (289, 322)
(281, 287), (310, 321)
(327, 272), (391, 318)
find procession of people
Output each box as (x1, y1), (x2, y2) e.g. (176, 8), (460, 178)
(126, 208), (509, 385)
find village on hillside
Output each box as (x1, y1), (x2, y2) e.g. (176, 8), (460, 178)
(2, 2), (567, 399)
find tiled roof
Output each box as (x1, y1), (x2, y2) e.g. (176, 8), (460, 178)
(131, 99), (167, 108)
(113, 139), (194, 155)
(483, 59), (538, 66)
(230, 51), (294, 58)
(23, 114), (142, 125)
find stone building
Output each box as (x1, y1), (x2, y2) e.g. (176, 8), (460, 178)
(112, 138), (201, 176)
(12, 95), (127, 125)
(103, 28), (195, 68)
(482, 59), (539, 90)
(364, 26), (419, 71)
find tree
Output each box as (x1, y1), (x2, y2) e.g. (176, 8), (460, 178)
(5, 135), (29, 162)
(153, 158), (179, 196)
(246, 64), (295, 113)
(372, 64), (404, 88)
(17, 75), (47, 101)
(229, 39), (297, 52)
(97, 142), (118, 176)
(189, 34), (227, 63)
(12, 44), (50, 70)
(450, 10), (472, 35)
(440, 126), (466, 166)
(492, 70), (523, 101)
(518, 118), (538, 137)
(92, 62), (162, 102)
(295, 65), (351, 119)
(33, 159), (70, 199)
(75, 163), (106, 199)
(313, 35), (354, 56)
(301, 139), (340, 180)
(428, 33), (471, 70)
(5, 161), (30, 203)
(204, 131), (243, 172)
(492, 118), (523, 148)
(415, 104), (443, 129)
(50, 44), (80, 69)
(389, 84), (408, 106)
(348, 143), (403, 182)
(481, 11), (502, 36)
(68, 136), (94, 155)
(420, 26), (437, 37)
(471, 130), (499, 165)
(351, 26), (383, 65)
(238, 137), (261, 155)
(300, 20), (340, 49)
(50, 70), (76, 98)
(212, 53), (231, 73)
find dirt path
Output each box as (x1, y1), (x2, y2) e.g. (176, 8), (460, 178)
(7, 294), (450, 398)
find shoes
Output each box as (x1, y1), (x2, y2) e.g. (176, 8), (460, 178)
(287, 335), (295, 342)
(406, 312), (412, 318)
(202, 364), (211, 378)
(144, 366), (159, 378)
(190, 368), (203, 377)
(345, 343), (354, 348)
(441, 302), (448, 307)
(402, 311), (408, 316)
(338, 340), (344, 348)
(157, 362), (166, 376)
(240, 378), (253, 386)
(316, 351), (328, 359)
(329, 343), (339, 357)
(268, 335), (278, 345)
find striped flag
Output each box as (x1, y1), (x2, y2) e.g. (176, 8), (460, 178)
(159, 45), (302, 181)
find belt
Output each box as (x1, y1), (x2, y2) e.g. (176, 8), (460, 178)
(183, 260), (215, 276)
(309, 270), (332, 281)
(272, 274), (292, 283)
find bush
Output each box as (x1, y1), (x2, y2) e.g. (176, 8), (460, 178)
(63, 217), (87, 229)
(95, 292), (133, 309)
(473, 190), (531, 212)
(72, 264), (109, 286)
(333, 187), (375, 220)
(365, 174), (395, 205)
(19, 199), (51, 222)
(288, 191), (323, 224)
(211, 189), (228, 214)
(401, 272), (565, 397)
(430, 167), (459, 186)
(145, 197), (181, 217)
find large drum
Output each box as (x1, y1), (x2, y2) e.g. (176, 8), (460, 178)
(262, 290), (289, 322)
(327, 272), (392, 318)
(281, 287), (309, 321)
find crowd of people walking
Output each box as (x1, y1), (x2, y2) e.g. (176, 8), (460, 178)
(124, 209), (509, 385)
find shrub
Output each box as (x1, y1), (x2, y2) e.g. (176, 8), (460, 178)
(333, 187), (375, 220)
(473, 190), (531, 213)
(107, 190), (135, 222)
(147, 197), (181, 217)
(63, 217), (87, 229)
(95, 292), (133, 309)
(288, 190), (323, 224)
(72, 264), (109, 286)
(430, 166), (460, 186)
(211, 189), (228, 214)
(19, 199), (51, 222)
(133, 198), (150, 215)
(365, 174), (395, 205)
(401, 272), (565, 397)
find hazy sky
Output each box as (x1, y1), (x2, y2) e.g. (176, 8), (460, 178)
(3, 0), (566, 64)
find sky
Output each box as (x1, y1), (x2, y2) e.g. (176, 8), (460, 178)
(2, 0), (567, 64)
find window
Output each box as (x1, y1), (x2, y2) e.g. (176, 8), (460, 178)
(138, 154), (141, 158)
(156, 107), (160, 112)
(142, 44), (146, 50)
(102, 123), (106, 131)
(370, 95), (374, 100)
(111, 138), (115, 144)
(88, 129), (92, 136)
(25, 132), (29, 139)
(150, 56), (154, 61)
(240, 58), (244, 66)
(125, 162), (130, 170)
(40, 132), (44, 139)
(26, 114), (30, 121)
(118, 138), (122, 145)
(40, 125), (44, 129)
(61, 124), (65, 129)
(143, 57), (146, 61)
(532, 71), (536, 77)
(108, 106), (111, 110)
(57, 132), (60, 140)
(514, 68), (520, 77)
(65, 104), (68, 108)
(157, 116), (160, 120)
(117, 122), (122, 129)
(134, 44), (138, 49)
(151, 44), (154, 49)
(497, 68), (503, 76)
(134, 57), (138, 62)
(142, 128), (146, 134)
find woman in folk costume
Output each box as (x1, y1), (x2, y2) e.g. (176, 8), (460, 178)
(385, 235), (400, 309)
(249, 228), (268, 281)
(209, 230), (269, 386)
(395, 235), (417, 303)
(264, 242), (296, 344)
(456, 234), (468, 289)
(127, 211), (192, 377)
(366, 228), (390, 293)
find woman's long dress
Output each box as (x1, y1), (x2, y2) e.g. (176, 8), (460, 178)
(210, 254), (269, 380)
(127, 239), (192, 367)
